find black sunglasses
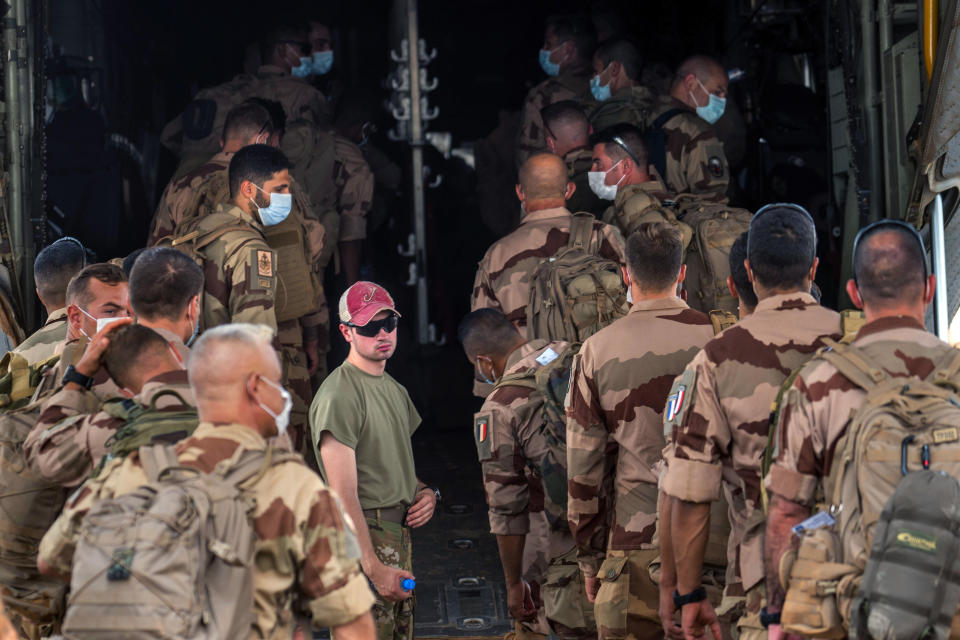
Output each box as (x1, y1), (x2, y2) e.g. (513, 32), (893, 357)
(347, 314), (399, 337)
(852, 219), (928, 280)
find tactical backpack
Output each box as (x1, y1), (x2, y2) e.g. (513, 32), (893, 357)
(778, 340), (960, 638)
(91, 389), (200, 477)
(63, 444), (300, 639)
(526, 213), (627, 343)
(0, 352), (67, 631)
(664, 195), (752, 315)
(492, 343), (577, 528)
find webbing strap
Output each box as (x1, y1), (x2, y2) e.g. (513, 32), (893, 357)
(567, 213), (596, 252)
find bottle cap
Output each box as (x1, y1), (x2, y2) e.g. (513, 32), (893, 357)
(401, 578), (416, 591)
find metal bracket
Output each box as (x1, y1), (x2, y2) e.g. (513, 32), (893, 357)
(419, 69), (438, 91)
(405, 262), (417, 286)
(397, 233), (415, 257)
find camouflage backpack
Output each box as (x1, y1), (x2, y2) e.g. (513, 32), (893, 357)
(91, 389), (200, 477)
(492, 342), (578, 527)
(64, 444), (300, 639)
(0, 352), (67, 632)
(777, 340), (960, 639)
(664, 195), (753, 314)
(526, 213), (627, 343)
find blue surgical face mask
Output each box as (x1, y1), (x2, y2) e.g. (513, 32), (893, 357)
(311, 50), (334, 75)
(539, 47), (561, 77)
(291, 56), (312, 79)
(690, 77), (726, 124)
(590, 69), (612, 102)
(251, 185), (292, 226)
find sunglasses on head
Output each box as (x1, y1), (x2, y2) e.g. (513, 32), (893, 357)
(347, 313), (399, 337)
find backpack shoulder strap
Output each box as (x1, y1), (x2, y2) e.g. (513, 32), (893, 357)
(930, 348), (960, 389)
(493, 369), (539, 393)
(567, 213), (596, 252)
(223, 446), (303, 488)
(652, 107), (688, 130)
(146, 389), (191, 411)
(839, 310), (866, 344)
(138, 444), (181, 482)
(814, 338), (887, 391)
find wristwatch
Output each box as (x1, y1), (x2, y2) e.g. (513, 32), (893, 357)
(760, 607), (781, 628)
(673, 586), (707, 608)
(420, 485), (441, 504)
(62, 365), (94, 390)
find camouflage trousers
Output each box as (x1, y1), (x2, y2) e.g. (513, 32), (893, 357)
(366, 516), (414, 640)
(520, 510), (551, 636)
(543, 547), (596, 640)
(278, 336), (312, 455)
(595, 548), (663, 640)
(716, 582), (764, 640)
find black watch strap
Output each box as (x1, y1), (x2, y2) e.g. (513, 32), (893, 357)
(673, 586), (707, 608)
(760, 607), (781, 628)
(62, 365), (94, 390)
(430, 486), (441, 503)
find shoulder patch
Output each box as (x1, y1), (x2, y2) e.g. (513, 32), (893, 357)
(663, 367), (697, 440)
(250, 248), (275, 291)
(257, 250), (274, 277)
(474, 413), (493, 461)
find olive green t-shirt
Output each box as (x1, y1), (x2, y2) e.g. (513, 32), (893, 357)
(310, 361), (421, 509)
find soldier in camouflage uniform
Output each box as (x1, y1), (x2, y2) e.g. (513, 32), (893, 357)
(25, 249), (205, 488)
(459, 308), (596, 639)
(541, 101), (605, 217)
(312, 282), (436, 640)
(38, 323), (376, 639)
(589, 126), (687, 244)
(471, 153), (624, 338)
(648, 55), (730, 202)
(566, 223), (714, 640)
(587, 40), (656, 134)
(13, 237), (85, 364)
(517, 14), (596, 168)
(763, 221), (948, 630)
(659, 205), (841, 640)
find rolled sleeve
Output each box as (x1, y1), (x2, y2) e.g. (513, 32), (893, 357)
(765, 464), (818, 506)
(308, 571), (375, 628)
(489, 511), (531, 536)
(767, 382), (824, 506)
(661, 457), (723, 502)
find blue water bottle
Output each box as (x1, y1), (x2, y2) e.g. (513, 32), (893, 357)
(401, 578), (416, 591)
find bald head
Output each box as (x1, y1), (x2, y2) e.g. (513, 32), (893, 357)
(188, 323), (278, 403)
(853, 227), (927, 309)
(518, 153), (569, 201)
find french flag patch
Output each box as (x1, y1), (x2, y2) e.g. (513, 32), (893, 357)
(665, 386), (686, 422)
(477, 420), (488, 442)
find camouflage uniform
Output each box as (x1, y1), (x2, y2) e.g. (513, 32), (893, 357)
(601, 176), (680, 241)
(516, 68), (593, 167)
(661, 293), (841, 637)
(24, 369), (194, 489)
(567, 298), (714, 639)
(648, 95), (729, 202)
(474, 339), (596, 639)
(471, 205), (625, 338)
(768, 316), (955, 508)
(563, 147), (606, 218)
(38, 421), (374, 638)
(12, 308), (67, 364)
(588, 85), (656, 134)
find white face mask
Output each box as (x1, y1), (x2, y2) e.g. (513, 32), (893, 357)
(78, 307), (125, 337)
(588, 160), (624, 200)
(257, 376), (293, 436)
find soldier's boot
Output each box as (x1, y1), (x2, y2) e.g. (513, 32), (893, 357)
(507, 619), (549, 640)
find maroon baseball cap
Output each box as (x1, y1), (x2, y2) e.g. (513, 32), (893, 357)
(338, 281), (400, 326)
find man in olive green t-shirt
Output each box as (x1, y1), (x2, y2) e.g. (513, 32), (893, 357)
(311, 281), (438, 640)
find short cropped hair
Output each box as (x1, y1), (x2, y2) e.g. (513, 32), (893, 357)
(458, 308), (521, 359)
(66, 263), (127, 309)
(853, 224), (927, 307)
(626, 222), (683, 292)
(103, 324), (172, 390)
(747, 205), (817, 290)
(228, 144), (291, 199)
(129, 247), (204, 321)
(259, 25), (307, 63)
(595, 39), (642, 81)
(223, 102), (275, 143)
(592, 123), (649, 170)
(34, 237), (86, 307)
(188, 323), (275, 383)
(541, 100), (589, 137)
(545, 13), (596, 64)
(729, 232), (757, 309)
